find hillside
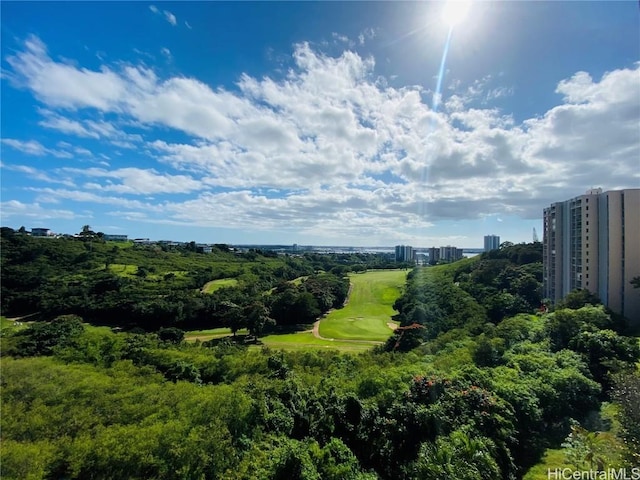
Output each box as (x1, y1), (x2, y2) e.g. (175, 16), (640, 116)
(1, 237), (639, 479)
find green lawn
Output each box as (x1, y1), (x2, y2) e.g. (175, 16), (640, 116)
(319, 269), (408, 341)
(1, 315), (34, 332)
(185, 327), (248, 341)
(201, 278), (239, 294)
(259, 332), (374, 352)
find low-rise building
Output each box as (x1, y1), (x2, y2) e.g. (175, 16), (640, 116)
(31, 228), (53, 237)
(104, 234), (128, 242)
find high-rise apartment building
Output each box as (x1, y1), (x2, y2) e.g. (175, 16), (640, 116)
(427, 247), (440, 264)
(395, 245), (415, 263)
(484, 235), (500, 252)
(543, 188), (640, 324)
(439, 246), (464, 263)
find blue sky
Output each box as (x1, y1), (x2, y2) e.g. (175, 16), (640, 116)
(1, 1), (638, 247)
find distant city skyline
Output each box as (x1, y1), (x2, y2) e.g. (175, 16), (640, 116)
(1, 2), (638, 247)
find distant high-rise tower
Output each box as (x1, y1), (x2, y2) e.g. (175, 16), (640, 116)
(395, 245), (415, 263)
(543, 188), (640, 325)
(533, 228), (539, 243)
(484, 235), (500, 252)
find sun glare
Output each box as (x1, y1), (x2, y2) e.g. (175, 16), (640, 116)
(441, 0), (472, 27)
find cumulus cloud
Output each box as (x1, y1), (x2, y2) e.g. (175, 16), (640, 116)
(5, 36), (126, 110)
(4, 35), (639, 236)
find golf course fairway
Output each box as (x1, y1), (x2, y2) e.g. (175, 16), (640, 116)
(318, 269), (408, 342)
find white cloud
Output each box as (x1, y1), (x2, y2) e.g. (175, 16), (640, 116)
(149, 5), (177, 26)
(67, 167), (204, 195)
(0, 200), (78, 220)
(163, 10), (177, 26)
(1, 138), (72, 158)
(5, 36), (639, 236)
(32, 187), (164, 211)
(185, 21), (192, 29)
(6, 35), (126, 110)
(1, 163), (74, 185)
(358, 28), (376, 46)
(38, 110), (99, 138)
(2, 138), (48, 156)
(36, 109), (143, 149)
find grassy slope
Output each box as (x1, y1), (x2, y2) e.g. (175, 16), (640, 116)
(201, 278), (239, 294)
(319, 269), (408, 341)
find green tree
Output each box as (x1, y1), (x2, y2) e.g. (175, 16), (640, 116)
(158, 327), (185, 344)
(244, 301), (275, 337)
(612, 372), (640, 464)
(562, 421), (609, 470)
(14, 315), (85, 356)
(221, 301), (245, 336)
(557, 289), (602, 310)
(412, 429), (501, 480)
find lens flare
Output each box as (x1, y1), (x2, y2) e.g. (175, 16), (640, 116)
(442, 0), (472, 27)
(433, 27), (453, 112)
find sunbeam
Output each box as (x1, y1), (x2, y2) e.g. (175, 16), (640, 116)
(432, 26), (453, 113)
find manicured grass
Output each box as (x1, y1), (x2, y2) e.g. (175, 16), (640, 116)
(185, 327), (248, 342)
(186, 269), (408, 349)
(1, 315), (34, 331)
(319, 270), (408, 341)
(201, 278), (239, 294)
(259, 332), (374, 352)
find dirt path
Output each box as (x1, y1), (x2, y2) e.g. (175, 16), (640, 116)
(6, 313), (40, 322)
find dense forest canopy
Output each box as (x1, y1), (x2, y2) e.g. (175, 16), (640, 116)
(0, 228), (397, 333)
(1, 229), (638, 479)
